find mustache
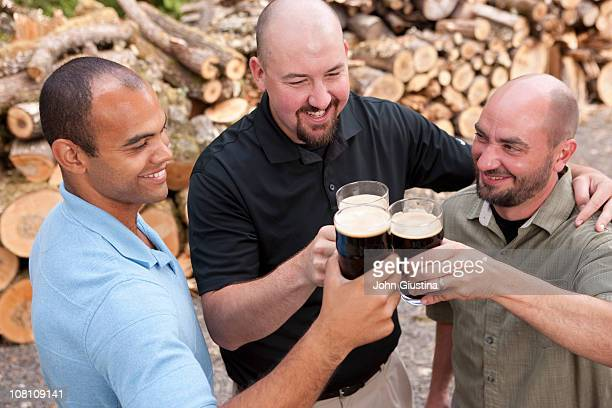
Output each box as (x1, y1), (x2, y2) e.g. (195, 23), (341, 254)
(297, 96), (340, 114)
(482, 169), (513, 177)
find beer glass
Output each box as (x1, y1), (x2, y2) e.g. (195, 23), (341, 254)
(389, 198), (443, 305)
(334, 204), (391, 280)
(336, 181), (389, 210)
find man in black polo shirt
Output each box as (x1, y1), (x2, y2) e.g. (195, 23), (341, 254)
(188, 0), (612, 406)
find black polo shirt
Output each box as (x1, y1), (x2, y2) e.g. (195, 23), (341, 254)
(188, 92), (474, 395)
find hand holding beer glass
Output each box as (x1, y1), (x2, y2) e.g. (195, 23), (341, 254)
(389, 198), (444, 305)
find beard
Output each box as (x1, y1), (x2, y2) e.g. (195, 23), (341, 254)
(295, 96), (340, 148)
(476, 153), (555, 207)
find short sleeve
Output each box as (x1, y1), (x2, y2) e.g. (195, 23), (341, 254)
(426, 301), (454, 324)
(574, 235), (612, 298)
(86, 280), (216, 408)
(188, 158), (260, 295)
(397, 105), (474, 192)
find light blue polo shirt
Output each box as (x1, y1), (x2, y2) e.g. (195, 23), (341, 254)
(29, 184), (216, 408)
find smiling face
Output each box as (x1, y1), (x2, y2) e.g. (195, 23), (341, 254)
(472, 79), (573, 211)
(250, 1), (350, 147)
(82, 77), (172, 210)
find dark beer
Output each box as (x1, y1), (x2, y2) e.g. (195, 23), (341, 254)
(390, 212), (444, 251)
(334, 205), (390, 280)
(390, 210), (443, 303)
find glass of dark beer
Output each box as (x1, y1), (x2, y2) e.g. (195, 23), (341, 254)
(336, 181), (389, 210)
(389, 198), (443, 305)
(334, 204), (391, 280)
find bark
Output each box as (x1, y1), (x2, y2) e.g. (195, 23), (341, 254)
(9, 138), (56, 182)
(26, 22), (133, 83)
(0, 72), (41, 114)
(349, 66), (404, 102)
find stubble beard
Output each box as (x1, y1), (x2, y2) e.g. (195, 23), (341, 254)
(476, 153), (555, 207)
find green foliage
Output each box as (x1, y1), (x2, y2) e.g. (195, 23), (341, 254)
(13, 0), (182, 19)
(14, 0), (78, 17)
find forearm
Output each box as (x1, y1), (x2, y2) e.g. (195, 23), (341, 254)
(426, 323), (453, 408)
(222, 320), (348, 408)
(494, 289), (612, 366)
(203, 252), (316, 350)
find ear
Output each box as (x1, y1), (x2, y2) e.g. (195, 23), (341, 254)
(553, 139), (577, 172)
(343, 39), (349, 56)
(51, 139), (89, 175)
(249, 56), (266, 92)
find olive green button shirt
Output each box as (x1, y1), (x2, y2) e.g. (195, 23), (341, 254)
(427, 169), (612, 408)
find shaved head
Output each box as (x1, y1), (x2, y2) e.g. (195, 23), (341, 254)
(255, 0), (343, 67)
(489, 74), (579, 147)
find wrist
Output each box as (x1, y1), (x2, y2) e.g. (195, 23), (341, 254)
(308, 318), (351, 364)
(289, 249), (317, 289)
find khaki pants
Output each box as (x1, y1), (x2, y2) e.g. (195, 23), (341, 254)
(313, 350), (413, 408)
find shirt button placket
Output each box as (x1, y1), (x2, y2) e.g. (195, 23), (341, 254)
(483, 300), (502, 408)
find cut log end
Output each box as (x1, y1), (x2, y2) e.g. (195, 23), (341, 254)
(141, 200), (181, 256)
(597, 62), (612, 106)
(0, 189), (62, 258)
(166, 160), (196, 191)
(205, 98), (250, 124)
(224, 59), (247, 80)
(201, 80), (222, 104)
(0, 246), (19, 292)
(457, 106), (483, 141)
(26, 66), (44, 84)
(9, 139), (56, 182)
(0, 279), (34, 344)
(7, 102), (41, 140)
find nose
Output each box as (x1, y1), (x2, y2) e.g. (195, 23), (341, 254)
(151, 133), (173, 164)
(475, 144), (501, 172)
(308, 80), (331, 110)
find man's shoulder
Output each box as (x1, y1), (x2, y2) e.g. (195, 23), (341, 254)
(566, 207), (612, 248)
(348, 93), (414, 119)
(442, 184), (478, 209)
(192, 110), (260, 174)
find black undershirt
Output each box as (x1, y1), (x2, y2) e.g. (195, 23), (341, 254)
(491, 206), (529, 243)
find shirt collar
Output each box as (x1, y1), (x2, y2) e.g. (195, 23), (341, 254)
(254, 92), (363, 164)
(467, 167), (575, 235)
(60, 183), (176, 273)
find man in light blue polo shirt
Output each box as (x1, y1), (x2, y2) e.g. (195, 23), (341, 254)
(30, 57), (402, 408)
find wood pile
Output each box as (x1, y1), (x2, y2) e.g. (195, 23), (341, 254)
(0, 0), (610, 343)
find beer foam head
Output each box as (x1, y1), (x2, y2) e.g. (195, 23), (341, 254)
(390, 210), (442, 239)
(338, 194), (388, 210)
(334, 205), (390, 238)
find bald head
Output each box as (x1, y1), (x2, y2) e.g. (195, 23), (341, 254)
(255, 0), (344, 67)
(489, 74), (579, 147)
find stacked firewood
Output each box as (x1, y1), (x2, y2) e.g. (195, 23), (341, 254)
(0, 0), (611, 343)
(323, 0), (611, 138)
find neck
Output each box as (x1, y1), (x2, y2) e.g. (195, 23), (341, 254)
(493, 173), (559, 221)
(64, 181), (141, 233)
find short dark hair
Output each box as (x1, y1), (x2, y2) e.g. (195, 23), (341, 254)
(39, 56), (145, 156)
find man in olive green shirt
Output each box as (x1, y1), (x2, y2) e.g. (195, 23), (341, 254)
(413, 74), (612, 407)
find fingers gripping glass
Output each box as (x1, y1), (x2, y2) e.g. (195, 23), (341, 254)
(389, 197), (444, 306)
(336, 181), (389, 210)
